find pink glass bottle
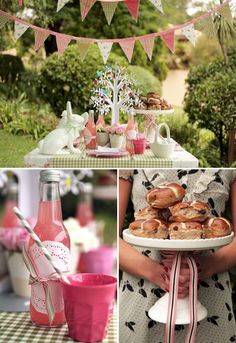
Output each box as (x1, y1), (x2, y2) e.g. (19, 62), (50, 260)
(76, 183), (95, 229)
(125, 111), (136, 154)
(96, 112), (106, 128)
(25, 170), (70, 327)
(2, 183), (19, 228)
(84, 110), (97, 149)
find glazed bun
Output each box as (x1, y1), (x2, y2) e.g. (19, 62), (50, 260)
(134, 206), (161, 221)
(129, 219), (168, 239)
(146, 183), (186, 209)
(169, 222), (203, 240)
(169, 201), (210, 222)
(203, 217), (232, 238)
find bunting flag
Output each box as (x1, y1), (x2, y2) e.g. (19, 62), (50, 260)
(119, 40), (135, 62)
(139, 36), (155, 60)
(18, 0), (23, 7)
(56, 34), (71, 56)
(98, 42), (113, 64)
(180, 24), (196, 46)
(195, 15), (216, 38)
(124, 0), (140, 21)
(77, 41), (91, 61)
(14, 22), (29, 40)
(101, 1), (118, 25)
(80, 0), (96, 20)
(149, 0), (163, 13)
(161, 31), (175, 53)
(57, 0), (71, 12)
(0, 15), (9, 29)
(218, 3), (233, 22)
(34, 30), (49, 51)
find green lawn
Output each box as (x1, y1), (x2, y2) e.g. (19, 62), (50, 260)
(0, 130), (37, 167)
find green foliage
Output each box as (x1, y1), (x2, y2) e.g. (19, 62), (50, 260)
(184, 50), (236, 165)
(0, 94), (57, 139)
(127, 65), (161, 95)
(191, 35), (222, 66)
(0, 54), (24, 83)
(38, 44), (163, 117)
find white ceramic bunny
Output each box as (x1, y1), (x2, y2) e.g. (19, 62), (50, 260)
(38, 101), (88, 155)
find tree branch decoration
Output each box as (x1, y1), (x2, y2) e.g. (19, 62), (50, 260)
(91, 66), (139, 125)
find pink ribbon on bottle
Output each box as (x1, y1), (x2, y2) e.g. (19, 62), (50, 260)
(163, 251), (198, 343)
(22, 245), (60, 325)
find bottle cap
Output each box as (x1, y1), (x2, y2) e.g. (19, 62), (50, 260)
(40, 170), (61, 182)
(83, 182), (93, 193)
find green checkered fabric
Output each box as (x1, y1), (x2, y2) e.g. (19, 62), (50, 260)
(0, 310), (117, 343)
(51, 145), (172, 168)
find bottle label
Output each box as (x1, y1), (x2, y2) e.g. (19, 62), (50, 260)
(30, 241), (70, 314)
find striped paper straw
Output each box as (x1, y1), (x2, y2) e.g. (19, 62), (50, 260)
(13, 206), (70, 285)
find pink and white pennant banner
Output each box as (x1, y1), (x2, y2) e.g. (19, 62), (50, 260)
(14, 21), (29, 40)
(101, 1), (118, 25)
(77, 41), (91, 61)
(124, 0), (140, 21)
(180, 24), (196, 46)
(119, 40), (135, 62)
(0, 15), (9, 29)
(57, 0), (71, 12)
(34, 30), (49, 51)
(18, 0), (23, 7)
(161, 31), (175, 53)
(139, 36), (155, 60)
(149, 0), (163, 13)
(56, 34), (72, 56)
(98, 42), (113, 64)
(80, 0), (96, 20)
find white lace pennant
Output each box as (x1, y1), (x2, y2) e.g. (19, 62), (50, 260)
(98, 42), (113, 64)
(149, 0), (163, 13)
(14, 21), (29, 40)
(181, 24), (196, 46)
(57, 0), (71, 12)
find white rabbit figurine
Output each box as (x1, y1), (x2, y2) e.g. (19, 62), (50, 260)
(38, 101), (88, 155)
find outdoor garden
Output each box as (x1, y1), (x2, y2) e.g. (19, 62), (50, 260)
(0, 0), (235, 167)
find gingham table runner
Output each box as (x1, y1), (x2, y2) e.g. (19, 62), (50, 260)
(0, 309), (117, 343)
(24, 144), (198, 168)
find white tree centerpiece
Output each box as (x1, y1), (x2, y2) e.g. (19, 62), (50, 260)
(91, 66), (139, 125)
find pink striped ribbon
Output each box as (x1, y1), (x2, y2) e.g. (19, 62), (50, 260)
(165, 252), (198, 343)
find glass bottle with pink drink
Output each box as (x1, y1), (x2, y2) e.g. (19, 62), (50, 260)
(125, 111), (136, 154)
(24, 170), (71, 327)
(76, 183), (95, 231)
(96, 111), (106, 128)
(2, 182), (19, 228)
(84, 110), (97, 149)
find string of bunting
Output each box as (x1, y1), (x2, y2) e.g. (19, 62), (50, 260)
(17, 0), (163, 24)
(1, 0), (233, 63)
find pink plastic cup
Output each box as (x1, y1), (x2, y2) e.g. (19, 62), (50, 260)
(61, 274), (117, 342)
(83, 246), (116, 274)
(133, 138), (146, 154)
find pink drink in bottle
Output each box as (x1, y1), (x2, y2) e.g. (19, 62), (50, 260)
(76, 183), (95, 228)
(25, 170), (70, 327)
(125, 112), (136, 154)
(96, 112), (106, 128)
(84, 110), (97, 149)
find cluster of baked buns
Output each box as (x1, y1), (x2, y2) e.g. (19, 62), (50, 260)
(129, 183), (232, 240)
(134, 92), (172, 111)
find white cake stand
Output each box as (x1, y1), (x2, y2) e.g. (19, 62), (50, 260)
(123, 229), (234, 325)
(133, 109), (174, 116)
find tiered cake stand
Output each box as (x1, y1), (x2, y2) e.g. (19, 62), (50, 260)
(123, 229), (234, 325)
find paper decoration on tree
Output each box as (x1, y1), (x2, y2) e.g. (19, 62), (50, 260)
(218, 3), (233, 22)
(78, 41), (91, 61)
(14, 22), (29, 40)
(34, 30), (50, 51)
(139, 36), (155, 60)
(161, 31), (175, 53)
(91, 66), (139, 125)
(0, 15), (9, 29)
(57, 0), (71, 12)
(124, 0), (140, 21)
(180, 24), (196, 46)
(56, 34), (71, 56)
(98, 42), (113, 64)
(149, 0), (163, 13)
(80, 0), (96, 20)
(119, 40), (135, 62)
(101, 2), (118, 25)
(196, 15), (216, 38)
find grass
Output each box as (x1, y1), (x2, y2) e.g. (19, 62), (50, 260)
(0, 130), (37, 167)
